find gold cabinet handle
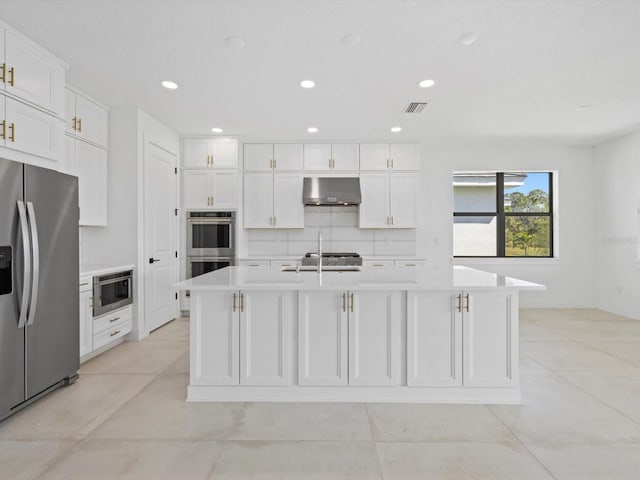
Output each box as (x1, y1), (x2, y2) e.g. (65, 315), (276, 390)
(110, 330), (121, 337)
(273, 158), (276, 169)
(72, 116), (77, 131)
(350, 293), (354, 313)
(269, 216), (272, 226)
(210, 154), (214, 166)
(8, 123), (15, 142)
(386, 158), (389, 168)
(342, 292), (346, 312)
(269, 159), (273, 169)
(8, 66), (14, 86)
(211, 196), (214, 205)
(110, 317), (120, 323)
(456, 294), (462, 313)
(233, 292), (237, 312)
(0, 120), (5, 140)
(391, 158), (394, 168)
(0, 63), (5, 83)
(465, 293), (470, 312)
(391, 216), (394, 225)
(273, 216), (276, 226)
(77, 118), (82, 132)
(79, 282), (89, 287)
(240, 293), (245, 312)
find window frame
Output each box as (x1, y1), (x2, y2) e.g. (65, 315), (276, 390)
(453, 172), (554, 258)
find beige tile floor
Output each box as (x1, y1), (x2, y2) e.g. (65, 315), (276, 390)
(1, 309), (640, 479)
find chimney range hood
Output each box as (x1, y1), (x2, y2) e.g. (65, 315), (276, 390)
(303, 177), (361, 206)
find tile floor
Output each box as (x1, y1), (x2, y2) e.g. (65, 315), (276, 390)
(1, 309), (640, 479)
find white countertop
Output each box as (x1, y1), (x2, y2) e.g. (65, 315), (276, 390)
(80, 264), (136, 277)
(174, 265), (545, 292)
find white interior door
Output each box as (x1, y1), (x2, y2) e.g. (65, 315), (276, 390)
(144, 140), (178, 332)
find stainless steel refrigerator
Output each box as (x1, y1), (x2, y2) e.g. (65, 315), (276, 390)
(0, 158), (79, 421)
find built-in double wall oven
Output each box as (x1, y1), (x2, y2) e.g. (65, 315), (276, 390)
(187, 212), (236, 287)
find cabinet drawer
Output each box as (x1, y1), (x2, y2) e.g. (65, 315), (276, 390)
(79, 275), (92, 292)
(94, 307), (132, 335)
(93, 316), (132, 350)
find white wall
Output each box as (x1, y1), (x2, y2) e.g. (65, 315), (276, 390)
(419, 144), (596, 308)
(594, 131), (640, 319)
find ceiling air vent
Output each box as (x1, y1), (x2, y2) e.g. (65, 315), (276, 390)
(404, 102), (427, 113)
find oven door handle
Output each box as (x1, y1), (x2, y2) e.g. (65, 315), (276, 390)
(187, 219), (233, 225)
(95, 276), (132, 287)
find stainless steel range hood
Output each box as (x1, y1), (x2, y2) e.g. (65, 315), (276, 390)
(303, 177), (361, 206)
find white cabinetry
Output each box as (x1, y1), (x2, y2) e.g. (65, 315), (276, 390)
(359, 173), (417, 228)
(360, 143), (419, 171)
(298, 290), (401, 386)
(66, 135), (107, 226)
(407, 290), (515, 388)
(191, 290), (290, 386)
(65, 87), (108, 147)
(303, 143), (359, 171)
(244, 143), (303, 171)
(79, 277), (93, 358)
(183, 138), (238, 169)
(93, 306), (132, 350)
(244, 172), (304, 228)
(183, 170), (238, 209)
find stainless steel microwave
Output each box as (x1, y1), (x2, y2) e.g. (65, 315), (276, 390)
(93, 270), (133, 317)
(187, 211), (236, 257)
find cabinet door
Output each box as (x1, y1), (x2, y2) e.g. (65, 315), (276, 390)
(359, 173), (389, 228)
(389, 144), (420, 171)
(273, 143), (303, 171)
(183, 139), (210, 168)
(183, 170), (211, 209)
(211, 171), (238, 209)
(359, 143), (389, 170)
(240, 291), (289, 385)
(64, 134), (76, 176)
(210, 139), (238, 169)
(463, 291), (514, 387)
(244, 143), (273, 171)
(4, 31), (65, 115)
(64, 88), (76, 135)
(303, 144), (332, 171)
(389, 173), (418, 228)
(331, 144), (359, 170)
(243, 172), (273, 228)
(298, 292), (348, 385)
(75, 94), (108, 148)
(79, 290), (93, 358)
(4, 97), (61, 160)
(273, 173), (304, 228)
(407, 292), (462, 386)
(191, 292), (239, 385)
(76, 140), (107, 226)
(348, 291), (401, 386)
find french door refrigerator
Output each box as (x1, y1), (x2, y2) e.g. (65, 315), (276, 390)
(0, 158), (79, 421)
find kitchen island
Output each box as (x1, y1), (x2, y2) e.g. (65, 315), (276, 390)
(174, 265), (544, 404)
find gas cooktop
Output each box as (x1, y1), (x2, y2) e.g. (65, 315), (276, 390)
(302, 252), (362, 266)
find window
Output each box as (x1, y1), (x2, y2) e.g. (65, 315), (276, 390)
(453, 172), (553, 257)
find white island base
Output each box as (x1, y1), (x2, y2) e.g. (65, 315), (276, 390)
(177, 266), (544, 404)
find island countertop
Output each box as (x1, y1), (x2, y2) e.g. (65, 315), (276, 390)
(174, 265), (545, 292)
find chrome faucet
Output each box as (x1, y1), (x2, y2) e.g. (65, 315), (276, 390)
(317, 230), (323, 274)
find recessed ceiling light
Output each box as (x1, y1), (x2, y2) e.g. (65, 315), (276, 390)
(575, 104), (593, 111)
(307, 127), (318, 133)
(225, 35), (245, 48)
(341, 33), (361, 47)
(458, 33), (478, 46)
(161, 80), (178, 90)
(419, 79), (435, 88)
(390, 126), (402, 133)
(300, 80), (316, 89)
(211, 127), (223, 133)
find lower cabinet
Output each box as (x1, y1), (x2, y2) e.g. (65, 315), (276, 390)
(79, 288), (93, 358)
(192, 290), (289, 386)
(407, 290), (514, 387)
(298, 290), (401, 386)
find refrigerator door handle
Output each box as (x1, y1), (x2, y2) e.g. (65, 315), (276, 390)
(26, 202), (40, 326)
(17, 201), (32, 329)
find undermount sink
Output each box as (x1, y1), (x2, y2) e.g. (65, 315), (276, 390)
(280, 266), (361, 273)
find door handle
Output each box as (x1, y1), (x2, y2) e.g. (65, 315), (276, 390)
(26, 202), (39, 326)
(17, 201), (31, 329)
(149, 258), (160, 264)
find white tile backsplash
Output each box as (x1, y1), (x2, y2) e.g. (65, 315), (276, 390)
(246, 206), (416, 258)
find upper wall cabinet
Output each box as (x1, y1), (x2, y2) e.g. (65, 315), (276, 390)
(303, 143), (359, 171)
(360, 143), (419, 171)
(1, 27), (66, 116)
(359, 173), (418, 228)
(65, 87), (108, 148)
(183, 138), (238, 169)
(244, 143), (303, 171)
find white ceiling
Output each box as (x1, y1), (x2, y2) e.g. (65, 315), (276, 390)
(1, 0), (639, 145)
